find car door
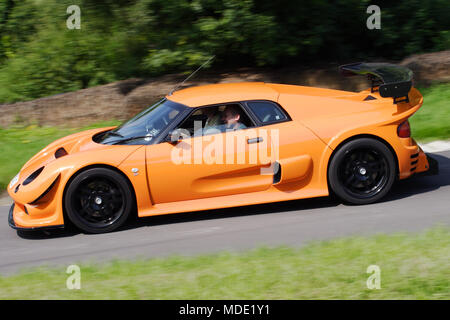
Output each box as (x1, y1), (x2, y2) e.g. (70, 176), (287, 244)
(244, 100), (321, 188)
(145, 103), (274, 204)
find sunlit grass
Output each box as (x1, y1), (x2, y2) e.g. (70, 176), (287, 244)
(0, 227), (448, 299)
(410, 83), (450, 142)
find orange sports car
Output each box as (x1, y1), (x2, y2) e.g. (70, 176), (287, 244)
(7, 63), (438, 233)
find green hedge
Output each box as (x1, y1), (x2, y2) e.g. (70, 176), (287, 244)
(0, 0), (448, 103)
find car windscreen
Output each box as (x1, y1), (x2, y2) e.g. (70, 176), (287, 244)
(99, 99), (187, 145)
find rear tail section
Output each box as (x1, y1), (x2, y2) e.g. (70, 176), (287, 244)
(340, 62), (424, 122)
(340, 62), (438, 177)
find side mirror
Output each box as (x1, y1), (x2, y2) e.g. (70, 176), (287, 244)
(166, 128), (189, 144)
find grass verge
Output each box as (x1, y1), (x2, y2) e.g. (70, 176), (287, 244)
(410, 83), (450, 142)
(0, 227), (448, 299)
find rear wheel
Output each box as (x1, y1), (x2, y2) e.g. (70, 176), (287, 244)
(328, 138), (396, 205)
(64, 168), (133, 233)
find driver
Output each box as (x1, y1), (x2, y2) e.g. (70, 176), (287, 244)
(219, 105), (247, 132)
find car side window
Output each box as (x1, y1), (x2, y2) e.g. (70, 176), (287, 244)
(246, 101), (288, 124)
(177, 104), (254, 136)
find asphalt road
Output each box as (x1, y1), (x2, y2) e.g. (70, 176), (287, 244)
(0, 151), (449, 275)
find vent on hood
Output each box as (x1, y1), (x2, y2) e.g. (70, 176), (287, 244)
(23, 167), (44, 186)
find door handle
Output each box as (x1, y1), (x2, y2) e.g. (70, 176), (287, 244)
(247, 137), (263, 144)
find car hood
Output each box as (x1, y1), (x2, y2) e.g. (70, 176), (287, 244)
(8, 127), (143, 204)
(21, 127), (115, 172)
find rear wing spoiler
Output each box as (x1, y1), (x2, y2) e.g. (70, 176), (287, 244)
(340, 62), (413, 104)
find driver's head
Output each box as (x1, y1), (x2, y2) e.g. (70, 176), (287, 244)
(222, 105), (241, 126)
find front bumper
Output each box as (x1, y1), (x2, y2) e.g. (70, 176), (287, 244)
(8, 204), (16, 229)
(8, 203), (64, 231)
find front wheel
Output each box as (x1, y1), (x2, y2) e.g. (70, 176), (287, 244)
(328, 138), (396, 205)
(64, 168), (134, 233)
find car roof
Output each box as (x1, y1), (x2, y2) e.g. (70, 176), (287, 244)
(166, 82), (279, 107)
(166, 82), (359, 108)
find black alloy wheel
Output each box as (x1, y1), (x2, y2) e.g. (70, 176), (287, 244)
(328, 138), (396, 205)
(64, 168), (133, 233)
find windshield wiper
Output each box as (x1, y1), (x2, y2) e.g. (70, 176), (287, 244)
(110, 135), (154, 145)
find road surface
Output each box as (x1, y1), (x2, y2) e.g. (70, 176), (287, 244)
(0, 151), (448, 275)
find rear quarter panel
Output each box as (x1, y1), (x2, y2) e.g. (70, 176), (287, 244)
(278, 87), (424, 181)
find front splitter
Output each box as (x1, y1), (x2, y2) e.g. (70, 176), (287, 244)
(8, 203), (64, 231)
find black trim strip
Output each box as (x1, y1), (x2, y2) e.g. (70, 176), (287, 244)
(411, 160), (418, 166)
(411, 167), (417, 172)
(410, 153), (419, 159)
(8, 203), (15, 228)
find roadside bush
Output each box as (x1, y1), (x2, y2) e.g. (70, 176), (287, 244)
(0, 0), (448, 103)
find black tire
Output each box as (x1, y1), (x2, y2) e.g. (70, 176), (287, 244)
(64, 168), (133, 233)
(328, 138), (396, 205)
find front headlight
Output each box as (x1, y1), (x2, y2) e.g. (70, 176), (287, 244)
(9, 173), (19, 188)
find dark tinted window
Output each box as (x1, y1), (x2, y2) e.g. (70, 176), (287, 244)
(246, 101), (288, 124)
